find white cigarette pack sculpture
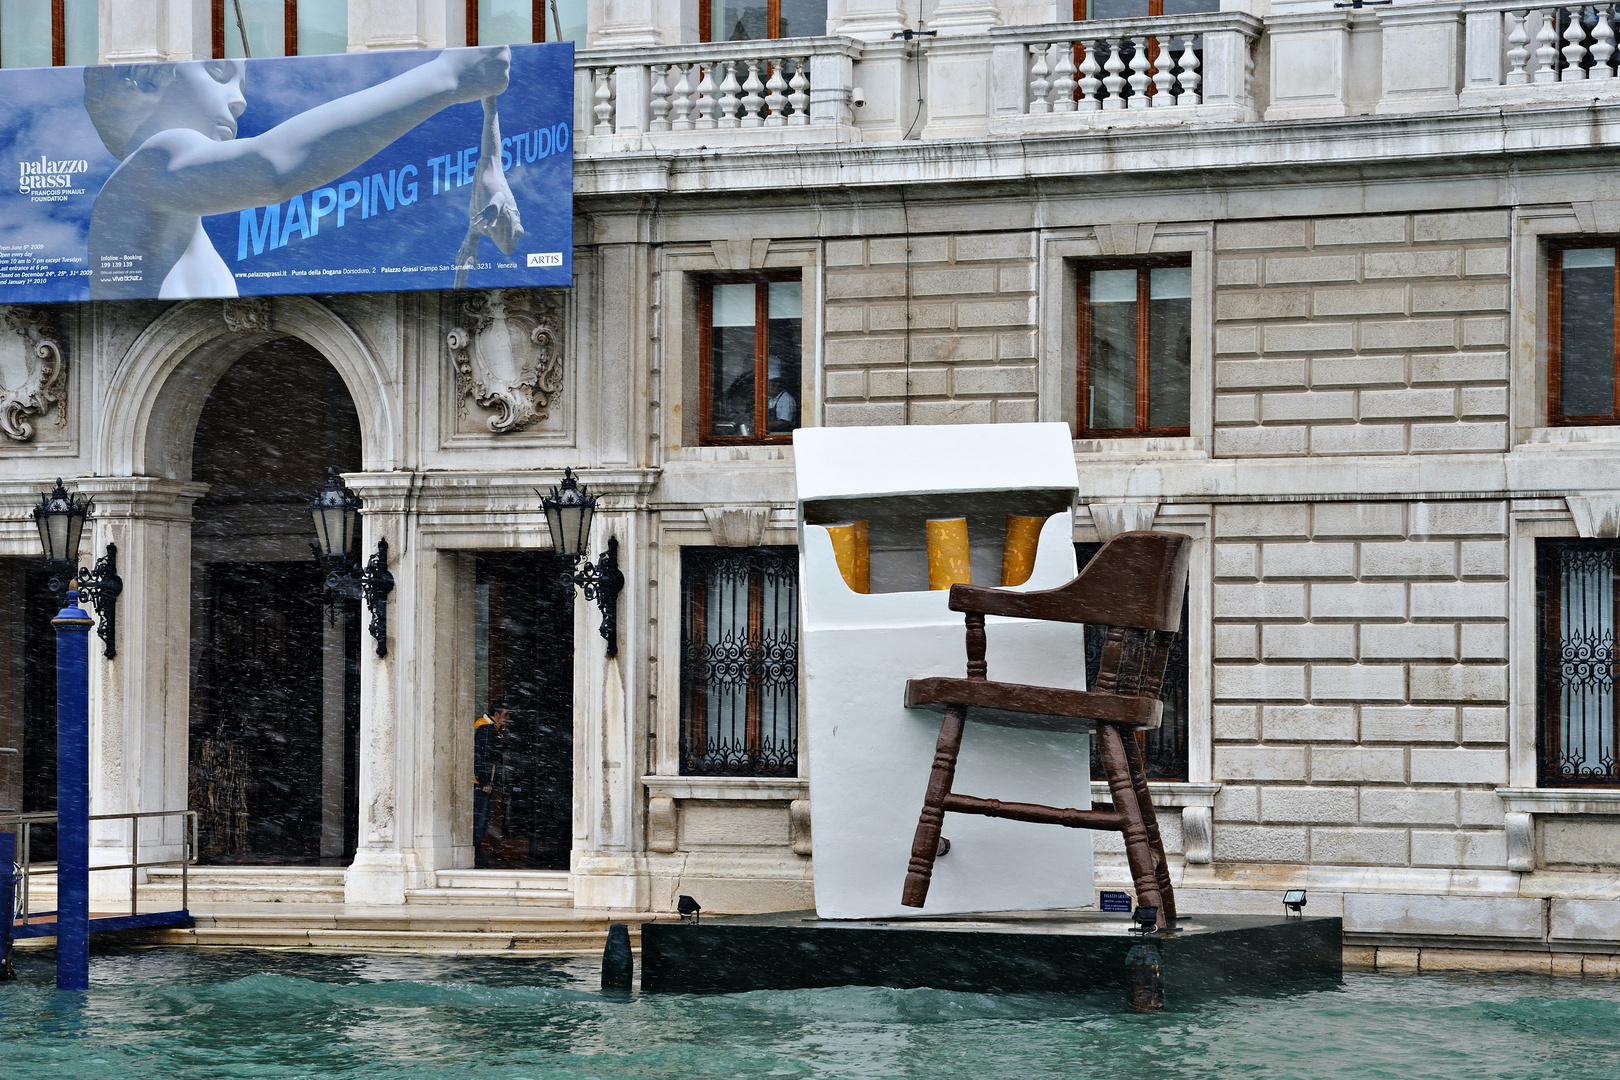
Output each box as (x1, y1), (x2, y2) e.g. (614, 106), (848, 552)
(796, 422), (1094, 919)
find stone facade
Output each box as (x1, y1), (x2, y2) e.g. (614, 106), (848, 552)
(1, 0), (1619, 959)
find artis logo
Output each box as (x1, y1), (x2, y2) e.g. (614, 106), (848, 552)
(18, 155), (89, 194)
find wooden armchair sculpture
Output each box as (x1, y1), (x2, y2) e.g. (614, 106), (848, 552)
(901, 530), (1191, 927)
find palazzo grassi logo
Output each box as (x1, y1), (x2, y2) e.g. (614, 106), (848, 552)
(18, 154), (89, 201)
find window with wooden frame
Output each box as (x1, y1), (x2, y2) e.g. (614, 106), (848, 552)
(1536, 539), (1620, 787)
(699, 274), (802, 444)
(0, 0), (96, 68)
(679, 546), (799, 777)
(466, 0), (586, 47)
(1076, 541), (1189, 782)
(701, 0), (826, 41)
(1548, 242), (1620, 426)
(1071, 0), (1217, 18)
(1077, 258), (1192, 438)
(212, 0), (347, 59)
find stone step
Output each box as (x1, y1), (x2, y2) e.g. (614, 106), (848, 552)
(432, 869), (572, 892)
(404, 888), (574, 908)
(142, 866), (347, 905)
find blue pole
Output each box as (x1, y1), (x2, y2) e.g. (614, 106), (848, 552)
(1, 830), (15, 981)
(53, 590), (93, 992)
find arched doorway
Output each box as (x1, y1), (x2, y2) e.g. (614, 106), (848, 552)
(187, 337), (362, 865)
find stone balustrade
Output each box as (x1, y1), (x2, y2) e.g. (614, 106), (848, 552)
(1463, 1), (1620, 104)
(987, 14), (1262, 129)
(578, 38), (863, 151)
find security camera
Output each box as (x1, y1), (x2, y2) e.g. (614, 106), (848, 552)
(852, 86), (866, 108)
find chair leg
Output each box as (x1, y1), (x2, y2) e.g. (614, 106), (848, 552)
(902, 704), (967, 908)
(1121, 729), (1177, 923)
(1096, 723), (1165, 927)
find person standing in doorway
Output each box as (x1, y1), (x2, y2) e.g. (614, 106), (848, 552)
(473, 702), (510, 867)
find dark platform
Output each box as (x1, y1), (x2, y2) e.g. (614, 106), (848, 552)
(11, 909), (194, 939)
(640, 909), (1341, 998)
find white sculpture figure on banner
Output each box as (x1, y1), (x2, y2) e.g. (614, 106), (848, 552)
(82, 47), (512, 300)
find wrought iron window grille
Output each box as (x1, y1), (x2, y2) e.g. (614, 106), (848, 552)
(1537, 539), (1620, 786)
(679, 546), (799, 777)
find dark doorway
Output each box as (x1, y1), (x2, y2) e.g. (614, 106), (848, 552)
(189, 338), (362, 865)
(0, 561), (61, 861)
(476, 551), (574, 871)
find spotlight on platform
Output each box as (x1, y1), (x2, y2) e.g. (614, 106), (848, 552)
(677, 895), (702, 924)
(1131, 905), (1159, 934)
(1284, 889), (1308, 917)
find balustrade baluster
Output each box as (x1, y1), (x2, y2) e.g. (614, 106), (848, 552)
(1029, 43), (1053, 113)
(1103, 38), (1127, 109)
(1151, 35), (1177, 106)
(789, 56), (811, 123)
(765, 58), (789, 126)
(1176, 37), (1200, 105)
(1593, 7), (1615, 78)
(1535, 9), (1560, 82)
(696, 63), (719, 129)
(671, 64), (695, 130)
(718, 60), (742, 128)
(1128, 34), (1152, 108)
(1052, 41), (1078, 111)
(593, 68), (614, 135)
(1078, 40), (1103, 110)
(741, 59), (767, 127)
(1506, 10), (1532, 84)
(649, 64), (672, 132)
(1563, 4), (1589, 80)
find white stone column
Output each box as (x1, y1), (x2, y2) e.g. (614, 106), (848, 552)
(348, 0), (455, 51)
(102, 0), (207, 63)
(833, 0), (908, 42)
(927, 0), (1001, 37)
(76, 478), (208, 908)
(590, 0), (664, 48)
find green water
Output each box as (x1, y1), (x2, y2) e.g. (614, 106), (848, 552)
(2, 949), (1620, 1079)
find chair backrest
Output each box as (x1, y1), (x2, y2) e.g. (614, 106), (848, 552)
(947, 531), (1190, 632)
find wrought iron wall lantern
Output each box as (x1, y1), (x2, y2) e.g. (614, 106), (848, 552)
(32, 479), (122, 659)
(308, 468), (395, 657)
(542, 468), (624, 657)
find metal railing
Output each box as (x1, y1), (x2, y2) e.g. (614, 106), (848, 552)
(2, 808), (197, 926)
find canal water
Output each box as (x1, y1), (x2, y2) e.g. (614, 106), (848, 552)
(2, 948), (1619, 1079)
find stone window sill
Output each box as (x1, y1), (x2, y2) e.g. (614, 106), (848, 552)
(1497, 787), (1620, 872)
(1074, 436), (1207, 458)
(1515, 426), (1620, 451)
(1090, 781), (1221, 865)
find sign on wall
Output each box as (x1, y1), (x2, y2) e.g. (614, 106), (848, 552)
(0, 42), (573, 303)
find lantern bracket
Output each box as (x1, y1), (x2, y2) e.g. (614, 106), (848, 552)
(561, 536), (623, 658)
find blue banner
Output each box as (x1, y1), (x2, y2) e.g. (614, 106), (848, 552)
(0, 42), (573, 302)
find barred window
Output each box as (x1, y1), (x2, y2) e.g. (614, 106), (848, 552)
(679, 546), (799, 776)
(1078, 541), (1189, 781)
(1537, 539), (1620, 786)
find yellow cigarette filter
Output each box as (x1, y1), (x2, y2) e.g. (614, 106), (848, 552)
(1001, 514), (1045, 587)
(926, 517), (973, 591)
(825, 521), (870, 594)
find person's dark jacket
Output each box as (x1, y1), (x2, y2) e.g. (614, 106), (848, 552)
(474, 716), (499, 787)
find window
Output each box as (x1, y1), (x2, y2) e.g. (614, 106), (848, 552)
(1549, 243), (1620, 426)
(1536, 539), (1620, 786)
(679, 547), (798, 777)
(0, 0), (96, 67)
(701, 0), (826, 41)
(699, 276), (802, 444)
(1072, 0), (1217, 16)
(467, 0), (586, 47)
(1077, 259), (1191, 438)
(212, 0), (348, 58)
(1077, 541), (1188, 781)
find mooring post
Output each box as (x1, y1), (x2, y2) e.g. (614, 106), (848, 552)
(54, 589), (93, 992)
(1126, 939), (1164, 1013)
(1, 830), (15, 982)
(601, 923), (633, 992)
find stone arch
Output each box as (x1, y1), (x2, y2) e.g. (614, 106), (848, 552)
(97, 297), (399, 479)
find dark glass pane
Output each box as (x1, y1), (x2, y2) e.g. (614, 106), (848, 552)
(709, 282), (758, 438)
(479, 0), (534, 44)
(0, 0), (52, 68)
(766, 282), (801, 434)
(298, 0), (348, 55)
(1561, 248), (1616, 418)
(1148, 266), (1191, 431)
(1088, 0), (1149, 17)
(1087, 269), (1138, 431)
(1162, 0), (1218, 13)
(778, 0), (827, 37)
(222, 0), (286, 58)
(712, 0), (768, 40)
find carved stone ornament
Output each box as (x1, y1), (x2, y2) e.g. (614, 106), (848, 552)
(447, 289), (564, 434)
(221, 296), (272, 334)
(0, 306), (66, 441)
